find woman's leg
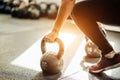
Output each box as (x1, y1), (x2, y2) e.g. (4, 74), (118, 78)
(71, 0), (120, 73)
(71, 1), (114, 56)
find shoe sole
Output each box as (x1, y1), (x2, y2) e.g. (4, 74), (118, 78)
(90, 62), (120, 73)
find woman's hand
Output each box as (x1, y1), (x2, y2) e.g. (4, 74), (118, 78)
(44, 31), (59, 42)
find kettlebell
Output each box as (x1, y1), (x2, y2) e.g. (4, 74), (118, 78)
(28, 3), (41, 19)
(46, 2), (58, 19)
(84, 27), (106, 58)
(39, 2), (48, 17)
(85, 40), (101, 58)
(40, 37), (64, 75)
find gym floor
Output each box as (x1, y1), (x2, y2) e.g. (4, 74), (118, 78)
(0, 14), (120, 80)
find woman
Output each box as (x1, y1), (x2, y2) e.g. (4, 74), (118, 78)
(44, 0), (120, 73)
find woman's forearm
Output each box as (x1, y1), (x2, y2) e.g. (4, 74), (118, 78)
(52, 0), (75, 32)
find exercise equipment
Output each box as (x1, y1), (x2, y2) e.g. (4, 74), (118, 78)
(0, 0), (4, 13)
(0, 0), (12, 14)
(11, 0), (23, 8)
(11, 2), (30, 18)
(40, 37), (64, 75)
(11, 0), (41, 19)
(28, 1), (41, 19)
(39, 2), (48, 17)
(85, 37), (101, 58)
(46, 2), (58, 19)
(39, 2), (58, 19)
(85, 27), (106, 58)
(0, 0), (22, 14)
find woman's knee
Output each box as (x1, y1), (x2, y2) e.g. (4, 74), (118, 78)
(71, 1), (95, 21)
(71, 2), (82, 18)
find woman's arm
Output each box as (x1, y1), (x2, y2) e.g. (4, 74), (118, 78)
(45, 0), (75, 42)
(52, 0), (75, 33)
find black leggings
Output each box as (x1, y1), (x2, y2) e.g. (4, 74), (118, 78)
(71, 0), (120, 55)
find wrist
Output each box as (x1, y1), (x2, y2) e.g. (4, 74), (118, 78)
(52, 29), (59, 33)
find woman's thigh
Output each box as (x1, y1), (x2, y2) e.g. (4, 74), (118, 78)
(73, 0), (120, 26)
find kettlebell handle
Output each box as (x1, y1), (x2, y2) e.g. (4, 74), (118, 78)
(41, 36), (64, 60)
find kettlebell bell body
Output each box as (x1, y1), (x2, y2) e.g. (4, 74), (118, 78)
(84, 27), (106, 58)
(85, 41), (101, 58)
(40, 52), (63, 75)
(40, 37), (64, 75)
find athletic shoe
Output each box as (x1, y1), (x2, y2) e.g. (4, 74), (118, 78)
(89, 53), (120, 73)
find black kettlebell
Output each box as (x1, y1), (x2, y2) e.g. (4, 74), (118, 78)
(28, 2), (41, 19)
(40, 37), (64, 75)
(0, 0), (4, 13)
(39, 2), (48, 17)
(2, 0), (13, 14)
(47, 2), (58, 19)
(11, 1), (27, 18)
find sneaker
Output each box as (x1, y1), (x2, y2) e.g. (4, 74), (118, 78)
(89, 53), (120, 73)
